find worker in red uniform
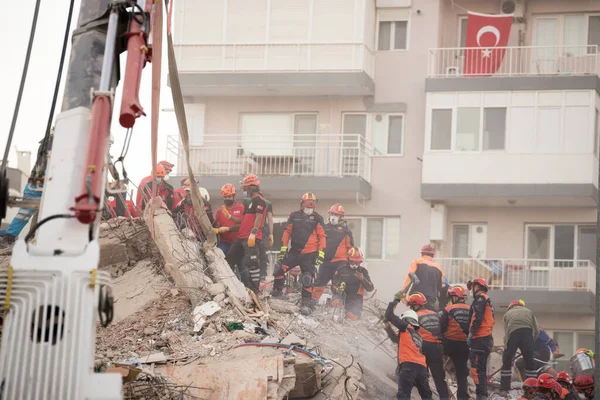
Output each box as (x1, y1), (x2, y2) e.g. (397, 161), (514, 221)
(213, 183), (244, 255)
(556, 372), (578, 400)
(225, 174), (267, 293)
(311, 203), (353, 302)
(330, 248), (374, 320)
(520, 377), (538, 399)
(406, 292), (449, 399)
(172, 188), (203, 239)
(574, 374), (594, 400)
(467, 277), (495, 400)
(440, 286), (470, 400)
(398, 244), (444, 310)
(535, 374), (558, 400)
(385, 302), (433, 400)
(173, 178), (188, 209)
(140, 164), (174, 210)
(273, 193), (326, 314)
(108, 196), (139, 218)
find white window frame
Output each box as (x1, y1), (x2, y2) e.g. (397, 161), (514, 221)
(533, 14), (600, 48)
(376, 18), (410, 52)
(524, 223), (596, 266)
(345, 216), (401, 260)
(457, 16), (468, 48)
(451, 223), (488, 259)
(341, 112), (405, 156)
(550, 330), (595, 359)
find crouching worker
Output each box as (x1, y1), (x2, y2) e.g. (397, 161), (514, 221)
(385, 302), (433, 400)
(330, 247), (374, 320)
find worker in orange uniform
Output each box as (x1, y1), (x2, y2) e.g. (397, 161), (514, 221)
(273, 193), (326, 315)
(440, 286), (470, 400)
(140, 164), (174, 210)
(213, 183), (244, 255)
(535, 373), (558, 400)
(384, 302), (433, 400)
(520, 377), (538, 399)
(398, 244), (444, 310)
(311, 203), (353, 302)
(556, 372), (577, 400)
(406, 292), (449, 399)
(467, 277), (495, 400)
(574, 374), (595, 400)
(330, 248), (373, 320)
(225, 174), (268, 293)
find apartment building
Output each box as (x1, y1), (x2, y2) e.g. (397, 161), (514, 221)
(168, 0), (600, 361)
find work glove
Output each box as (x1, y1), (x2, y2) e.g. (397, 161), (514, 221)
(221, 206), (231, 220)
(248, 233), (256, 248)
(218, 227), (230, 234)
(278, 246), (287, 260)
(335, 282), (346, 294)
(393, 291), (404, 302)
(268, 234), (274, 247)
(467, 333), (472, 347)
(316, 250), (325, 265)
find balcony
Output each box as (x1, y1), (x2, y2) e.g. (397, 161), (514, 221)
(426, 45), (600, 92)
(172, 43), (375, 96)
(438, 258), (596, 314)
(167, 134), (373, 201)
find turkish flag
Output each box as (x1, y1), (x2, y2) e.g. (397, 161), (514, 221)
(463, 12), (513, 76)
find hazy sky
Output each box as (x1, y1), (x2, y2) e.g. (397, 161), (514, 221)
(1, 0), (178, 194)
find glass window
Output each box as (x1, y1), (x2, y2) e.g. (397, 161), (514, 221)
(459, 17), (468, 48)
(343, 114), (367, 136)
(388, 115), (403, 154)
(456, 108), (480, 151)
(394, 21), (408, 50)
(366, 218), (384, 259)
(589, 16), (600, 48)
(527, 227), (551, 259)
(554, 225), (575, 260)
(578, 226), (597, 264)
(554, 332), (575, 358)
(563, 15), (586, 55)
(345, 218), (362, 249)
(378, 22), (391, 51)
(431, 109), (452, 150)
(578, 332), (595, 353)
(483, 108), (506, 150)
(452, 225), (470, 258)
(385, 218), (401, 259)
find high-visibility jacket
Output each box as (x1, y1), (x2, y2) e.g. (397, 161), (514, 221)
(323, 222), (353, 263)
(440, 303), (470, 341)
(415, 308), (442, 344)
(281, 210), (326, 254)
(469, 292), (495, 338)
(403, 255), (444, 300)
(385, 302), (426, 367)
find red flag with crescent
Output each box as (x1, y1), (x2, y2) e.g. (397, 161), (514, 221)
(463, 12), (513, 76)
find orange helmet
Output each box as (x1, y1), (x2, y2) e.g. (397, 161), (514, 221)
(155, 164), (167, 177)
(221, 183), (236, 197)
(467, 277), (489, 292)
(240, 174), (260, 188)
(329, 203), (345, 216)
(347, 247), (363, 263)
(301, 192), (317, 208)
(537, 373), (556, 389)
(407, 292), (427, 307)
(158, 160), (174, 173)
(508, 299), (526, 310)
(421, 244), (435, 256)
(447, 286), (468, 299)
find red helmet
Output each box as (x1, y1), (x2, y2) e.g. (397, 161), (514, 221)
(522, 377), (538, 395)
(240, 174), (260, 188)
(421, 244), (435, 256)
(158, 160), (174, 173)
(406, 292), (427, 307)
(347, 247), (363, 263)
(221, 183), (236, 197)
(447, 286), (468, 299)
(556, 372), (572, 386)
(574, 374), (594, 390)
(301, 192), (317, 208)
(508, 299), (525, 310)
(329, 203), (344, 216)
(554, 382), (564, 395)
(537, 373), (557, 389)
(467, 277), (489, 291)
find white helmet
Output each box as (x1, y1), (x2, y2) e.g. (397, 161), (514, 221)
(400, 310), (419, 327)
(199, 187), (210, 202)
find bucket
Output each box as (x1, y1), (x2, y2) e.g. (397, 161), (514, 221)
(570, 352), (594, 377)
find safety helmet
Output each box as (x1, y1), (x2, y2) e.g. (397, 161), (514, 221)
(574, 374), (594, 390)
(158, 160), (174, 173)
(183, 178), (191, 188)
(199, 187), (210, 202)
(576, 348), (595, 358)
(407, 292), (427, 307)
(180, 178), (188, 186)
(467, 277), (489, 292)
(421, 244), (435, 256)
(508, 299), (525, 310)
(347, 247), (363, 263)
(537, 373), (557, 389)
(556, 372), (572, 386)
(400, 310), (419, 327)
(240, 174), (260, 188)
(221, 183), (236, 197)
(522, 377), (538, 395)
(329, 203), (345, 216)
(447, 286), (468, 299)
(301, 192), (317, 208)
(156, 164), (167, 177)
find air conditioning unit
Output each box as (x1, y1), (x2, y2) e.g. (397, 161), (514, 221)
(500, 0), (525, 19)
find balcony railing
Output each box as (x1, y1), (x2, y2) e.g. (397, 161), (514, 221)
(428, 45), (600, 78)
(167, 134), (373, 182)
(437, 258), (596, 293)
(173, 43), (375, 77)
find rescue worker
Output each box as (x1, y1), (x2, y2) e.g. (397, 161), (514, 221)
(108, 195), (139, 218)
(440, 285), (470, 400)
(533, 328), (560, 371)
(556, 372), (577, 400)
(535, 373), (558, 400)
(311, 203), (353, 302)
(225, 174), (268, 293)
(501, 299), (540, 393)
(397, 244), (444, 310)
(330, 247), (374, 320)
(213, 183), (244, 255)
(520, 377), (539, 400)
(173, 178), (188, 207)
(384, 302), (433, 400)
(140, 164), (174, 210)
(467, 277), (495, 400)
(173, 187), (203, 239)
(136, 161), (174, 208)
(574, 374), (594, 400)
(244, 194), (273, 282)
(406, 292), (449, 400)
(273, 193), (326, 314)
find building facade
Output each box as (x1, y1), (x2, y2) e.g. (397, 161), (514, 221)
(169, 0), (600, 361)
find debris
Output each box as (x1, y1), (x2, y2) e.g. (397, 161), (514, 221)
(269, 299), (300, 314)
(170, 288), (179, 297)
(204, 247), (250, 303)
(298, 315), (320, 329)
(226, 322), (244, 331)
(280, 333), (304, 346)
(106, 363), (142, 382)
(213, 293), (225, 303)
(140, 352), (168, 364)
(207, 282), (226, 296)
(192, 301), (221, 332)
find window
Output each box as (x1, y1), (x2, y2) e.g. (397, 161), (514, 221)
(343, 113), (404, 155)
(483, 108), (507, 150)
(535, 14), (600, 51)
(456, 108), (480, 151)
(431, 109), (452, 150)
(458, 17), (468, 48)
(552, 331), (594, 372)
(526, 224), (597, 266)
(595, 109), (599, 157)
(452, 224), (488, 259)
(346, 217), (401, 260)
(378, 20), (408, 51)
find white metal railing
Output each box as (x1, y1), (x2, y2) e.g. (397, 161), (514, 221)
(173, 43), (375, 77)
(428, 45), (600, 78)
(437, 258), (596, 293)
(166, 133), (373, 182)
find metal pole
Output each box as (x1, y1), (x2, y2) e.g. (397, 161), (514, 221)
(595, 155), (600, 398)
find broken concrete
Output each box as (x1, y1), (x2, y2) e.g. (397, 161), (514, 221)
(204, 247), (249, 303)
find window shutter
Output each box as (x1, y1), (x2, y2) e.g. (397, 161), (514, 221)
(226, 0), (267, 43)
(312, 0), (355, 42)
(269, 0), (310, 42)
(177, 0), (225, 44)
(377, 8), (409, 22)
(241, 114), (294, 156)
(184, 104), (205, 146)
